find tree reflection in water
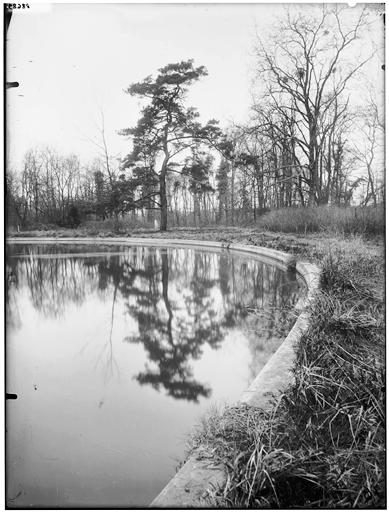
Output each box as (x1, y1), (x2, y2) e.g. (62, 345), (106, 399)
(6, 244), (302, 402)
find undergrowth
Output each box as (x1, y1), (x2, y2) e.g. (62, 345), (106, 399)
(188, 239), (385, 508)
(257, 205), (384, 237)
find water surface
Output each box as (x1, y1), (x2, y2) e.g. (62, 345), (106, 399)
(6, 243), (303, 508)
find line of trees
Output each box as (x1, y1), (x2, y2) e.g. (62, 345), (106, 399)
(6, 6), (383, 231)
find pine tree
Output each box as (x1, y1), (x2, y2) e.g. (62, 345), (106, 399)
(120, 60), (221, 230)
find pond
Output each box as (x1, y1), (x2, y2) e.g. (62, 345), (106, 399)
(6, 242), (304, 508)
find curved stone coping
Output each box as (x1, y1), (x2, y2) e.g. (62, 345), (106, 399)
(7, 237), (320, 508)
(6, 237), (296, 272)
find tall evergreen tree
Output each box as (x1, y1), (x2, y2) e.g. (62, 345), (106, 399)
(120, 60), (221, 230)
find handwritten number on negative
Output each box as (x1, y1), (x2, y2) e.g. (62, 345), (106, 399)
(6, 3), (30, 8)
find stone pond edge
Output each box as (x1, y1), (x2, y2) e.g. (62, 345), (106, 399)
(6, 237), (321, 508)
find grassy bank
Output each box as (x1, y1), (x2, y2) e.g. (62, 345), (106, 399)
(186, 236), (385, 508)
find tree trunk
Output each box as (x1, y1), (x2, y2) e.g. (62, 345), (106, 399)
(160, 172), (168, 231)
(160, 126), (170, 231)
(230, 163), (235, 226)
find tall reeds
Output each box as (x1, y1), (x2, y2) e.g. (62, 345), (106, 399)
(257, 206), (384, 237)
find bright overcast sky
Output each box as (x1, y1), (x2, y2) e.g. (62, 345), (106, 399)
(6, 3), (383, 169)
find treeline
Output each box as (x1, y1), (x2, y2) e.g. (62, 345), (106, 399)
(6, 6), (384, 231)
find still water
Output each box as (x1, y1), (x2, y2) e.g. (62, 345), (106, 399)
(6, 243), (303, 508)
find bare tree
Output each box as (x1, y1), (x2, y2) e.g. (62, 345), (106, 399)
(254, 5), (372, 205)
(352, 92), (384, 206)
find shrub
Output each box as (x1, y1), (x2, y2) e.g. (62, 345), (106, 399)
(67, 205), (81, 228)
(81, 216), (155, 234)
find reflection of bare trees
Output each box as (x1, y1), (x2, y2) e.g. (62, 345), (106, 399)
(7, 244), (302, 402)
(6, 256), (21, 330)
(6, 244), (126, 318)
(218, 253), (302, 330)
(94, 285), (120, 382)
(8, 255), (91, 318)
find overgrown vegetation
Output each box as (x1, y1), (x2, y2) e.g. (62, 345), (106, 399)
(9, 205), (385, 241)
(187, 237), (385, 508)
(257, 205), (385, 236)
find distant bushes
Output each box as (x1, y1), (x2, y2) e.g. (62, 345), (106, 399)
(8, 205), (385, 237)
(257, 205), (384, 236)
(81, 216), (155, 235)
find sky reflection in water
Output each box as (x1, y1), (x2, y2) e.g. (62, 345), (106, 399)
(6, 243), (303, 508)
